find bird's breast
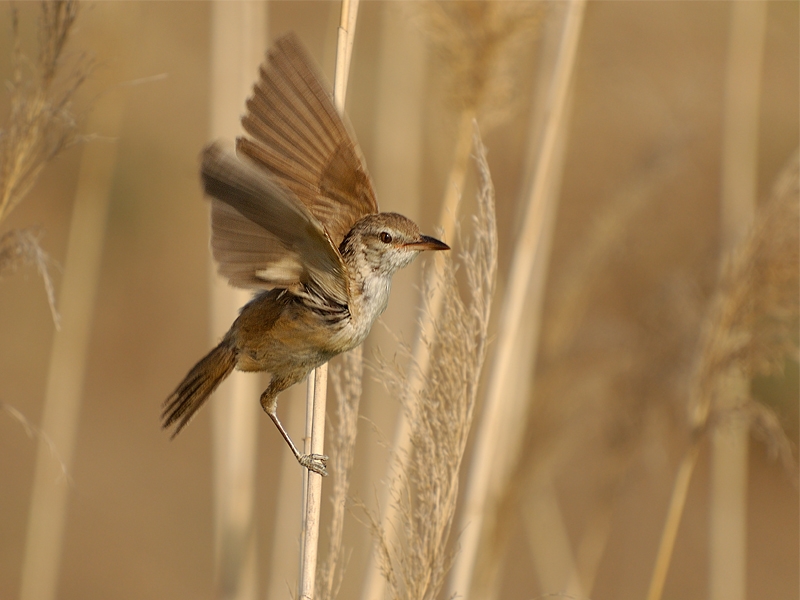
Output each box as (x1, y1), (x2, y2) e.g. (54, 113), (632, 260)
(332, 274), (392, 352)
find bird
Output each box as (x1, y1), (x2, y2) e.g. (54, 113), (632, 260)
(162, 33), (449, 476)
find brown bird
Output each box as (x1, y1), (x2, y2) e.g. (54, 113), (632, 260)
(162, 34), (449, 476)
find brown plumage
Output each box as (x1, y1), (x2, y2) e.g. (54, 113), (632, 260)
(162, 34), (448, 475)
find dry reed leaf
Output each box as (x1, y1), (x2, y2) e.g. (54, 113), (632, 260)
(362, 126), (497, 600)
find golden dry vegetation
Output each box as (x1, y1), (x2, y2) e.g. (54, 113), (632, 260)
(0, 2), (797, 600)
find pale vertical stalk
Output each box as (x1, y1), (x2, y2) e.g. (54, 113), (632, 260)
(266, 384), (305, 599)
(300, 367), (328, 600)
(521, 468), (582, 598)
(710, 3), (765, 600)
(469, 46), (576, 600)
(299, 2), (359, 598)
(709, 384), (749, 600)
(476, 7), (582, 596)
(645, 440), (702, 600)
(208, 4), (267, 599)
(299, 368), (316, 579)
(448, 2), (586, 597)
(20, 88), (126, 600)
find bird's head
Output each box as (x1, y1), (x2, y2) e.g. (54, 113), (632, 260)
(340, 213), (449, 277)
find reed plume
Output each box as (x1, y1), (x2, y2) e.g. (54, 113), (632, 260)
(646, 149), (799, 600)
(419, 1), (543, 126)
(362, 5), (540, 597)
(0, 0), (89, 327)
(361, 128), (497, 600)
(689, 151), (799, 440)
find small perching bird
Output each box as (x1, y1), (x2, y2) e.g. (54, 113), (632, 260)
(162, 34), (448, 475)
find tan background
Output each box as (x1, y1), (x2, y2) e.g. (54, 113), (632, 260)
(0, 2), (797, 599)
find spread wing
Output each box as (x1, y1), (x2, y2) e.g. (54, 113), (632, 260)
(202, 142), (349, 307)
(236, 32), (378, 249)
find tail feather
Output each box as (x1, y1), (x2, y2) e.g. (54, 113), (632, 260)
(162, 341), (237, 437)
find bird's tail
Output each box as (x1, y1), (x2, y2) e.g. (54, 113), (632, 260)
(162, 341), (236, 437)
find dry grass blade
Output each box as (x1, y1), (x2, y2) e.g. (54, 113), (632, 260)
(364, 126), (497, 600)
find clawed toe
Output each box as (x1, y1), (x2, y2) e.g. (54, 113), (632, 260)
(299, 453), (329, 476)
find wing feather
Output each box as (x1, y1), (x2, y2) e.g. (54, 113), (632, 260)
(237, 33), (378, 248)
(210, 200), (303, 289)
(202, 143), (349, 306)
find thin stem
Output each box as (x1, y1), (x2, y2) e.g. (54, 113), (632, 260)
(710, 4), (765, 599)
(299, 2), (360, 597)
(645, 440), (702, 600)
(301, 367), (328, 600)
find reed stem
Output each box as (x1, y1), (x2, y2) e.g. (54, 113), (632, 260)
(710, 4), (765, 598)
(299, 2), (360, 597)
(645, 439), (702, 600)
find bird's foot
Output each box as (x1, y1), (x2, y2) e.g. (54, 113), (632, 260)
(299, 453), (329, 476)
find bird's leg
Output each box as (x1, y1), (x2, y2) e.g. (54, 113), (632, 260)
(260, 379), (328, 476)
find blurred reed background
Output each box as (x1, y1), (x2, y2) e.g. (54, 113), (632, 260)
(0, 2), (797, 600)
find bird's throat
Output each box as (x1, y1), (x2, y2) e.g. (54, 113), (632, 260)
(339, 270), (392, 351)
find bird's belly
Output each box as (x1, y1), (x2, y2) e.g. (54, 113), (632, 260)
(236, 325), (339, 374)
(233, 302), (354, 374)
(232, 284), (388, 375)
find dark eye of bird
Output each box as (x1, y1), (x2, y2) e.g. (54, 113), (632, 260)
(379, 231), (393, 244)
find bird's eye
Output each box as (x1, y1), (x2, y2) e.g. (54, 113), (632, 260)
(379, 232), (393, 244)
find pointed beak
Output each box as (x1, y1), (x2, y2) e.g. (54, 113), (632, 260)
(404, 235), (450, 252)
